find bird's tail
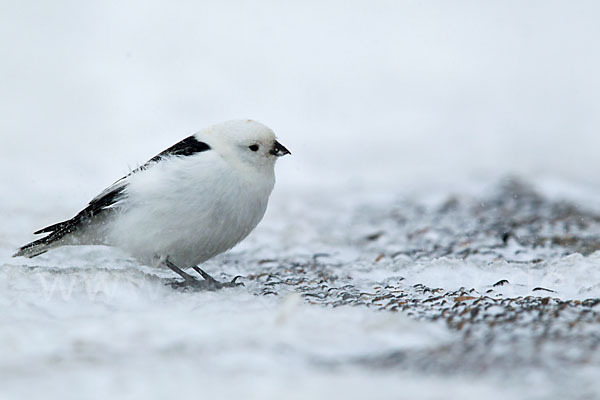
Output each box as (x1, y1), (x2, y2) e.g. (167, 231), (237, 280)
(13, 235), (59, 258)
(13, 220), (72, 258)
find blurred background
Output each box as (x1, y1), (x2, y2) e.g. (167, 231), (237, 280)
(2, 0), (599, 210)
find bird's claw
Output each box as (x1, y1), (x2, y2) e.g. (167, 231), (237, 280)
(201, 274), (245, 290)
(163, 259), (243, 291)
(221, 275), (245, 288)
(165, 272), (244, 291)
(165, 278), (211, 291)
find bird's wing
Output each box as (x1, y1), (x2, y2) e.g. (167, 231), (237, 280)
(130, 134), (211, 174)
(33, 182), (128, 235)
(15, 135), (212, 257)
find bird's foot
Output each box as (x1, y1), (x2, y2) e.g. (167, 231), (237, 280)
(163, 259), (243, 291)
(191, 266), (244, 290)
(165, 274), (243, 291)
(165, 278), (211, 291)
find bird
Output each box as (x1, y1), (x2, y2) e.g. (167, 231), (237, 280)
(13, 119), (290, 290)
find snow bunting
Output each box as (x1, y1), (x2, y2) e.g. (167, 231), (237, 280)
(14, 119), (290, 289)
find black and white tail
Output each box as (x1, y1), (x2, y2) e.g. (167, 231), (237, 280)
(13, 184), (127, 259)
(13, 221), (73, 258)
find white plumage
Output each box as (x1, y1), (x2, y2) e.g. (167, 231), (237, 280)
(14, 119), (290, 288)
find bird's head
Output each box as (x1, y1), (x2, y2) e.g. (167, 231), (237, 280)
(200, 119), (290, 171)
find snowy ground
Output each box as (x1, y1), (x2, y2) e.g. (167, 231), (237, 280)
(1, 178), (600, 400)
(2, 1), (600, 399)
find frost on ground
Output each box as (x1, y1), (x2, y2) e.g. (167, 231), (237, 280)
(1, 178), (600, 400)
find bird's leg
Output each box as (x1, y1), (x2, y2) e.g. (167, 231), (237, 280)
(164, 259), (205, 288)
(161, 257), (243, 291)
(191, 266), (244, 289)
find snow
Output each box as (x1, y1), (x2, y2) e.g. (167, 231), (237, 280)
(3, 181), (600, 400)
(2, 1), (600, 399)
(396, 252), (600, 300)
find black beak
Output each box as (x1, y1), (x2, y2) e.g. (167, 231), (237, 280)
(269, 140), (291, 157)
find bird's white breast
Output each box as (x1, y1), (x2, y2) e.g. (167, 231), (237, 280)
(107, 152), (275, 267)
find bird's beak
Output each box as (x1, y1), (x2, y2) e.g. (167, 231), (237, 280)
(270, 140), (291, 157)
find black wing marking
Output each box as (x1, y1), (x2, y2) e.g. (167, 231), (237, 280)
(135, 135), (211, 173)
(16, 135), (211, 255)
(150, 135), (211, 161)
(15, 135), (211, 257)
(33, 135), (210, 235)
(33, 185), (127, 235)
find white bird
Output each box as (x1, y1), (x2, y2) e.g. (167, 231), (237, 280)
(14, 119), (290, 289)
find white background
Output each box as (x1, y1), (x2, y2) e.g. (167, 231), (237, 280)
(2, 0), (599, 207)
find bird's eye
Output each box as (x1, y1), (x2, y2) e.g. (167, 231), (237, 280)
(249, 144), (259, 152)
